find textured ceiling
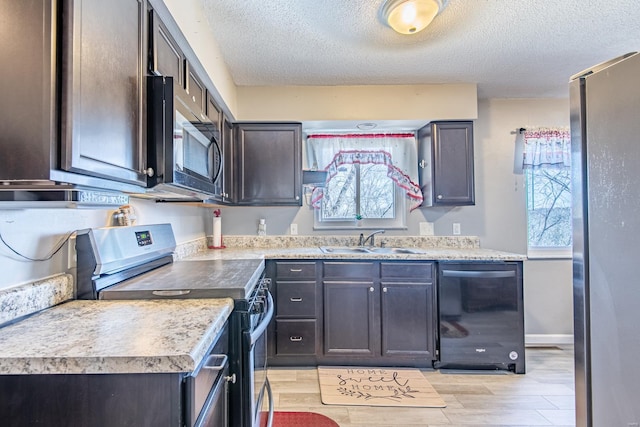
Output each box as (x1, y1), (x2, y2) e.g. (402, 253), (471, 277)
(200, 0), (640, 99)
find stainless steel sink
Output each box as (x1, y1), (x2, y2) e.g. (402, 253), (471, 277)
(367, 247), (423, 254)
(319, 246), (423, 254)
(319, 246), (371, 254)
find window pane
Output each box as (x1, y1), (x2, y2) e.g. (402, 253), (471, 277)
(321, 164), (356, 220)
(525, 167), (572, 248)
(360, 164), (394, 219)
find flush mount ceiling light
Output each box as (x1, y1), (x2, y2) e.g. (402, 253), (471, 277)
(381, 0), (448, 35)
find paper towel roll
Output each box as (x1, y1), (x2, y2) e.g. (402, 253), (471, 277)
(213, 217), (222, 248)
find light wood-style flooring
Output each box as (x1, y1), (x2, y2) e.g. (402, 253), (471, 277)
(266, 346), (575, 426)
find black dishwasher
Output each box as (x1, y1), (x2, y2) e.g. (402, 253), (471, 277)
(435, 262), (525, 374)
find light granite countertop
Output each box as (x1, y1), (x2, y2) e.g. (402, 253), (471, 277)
(0, 298), (233, 375)
(185, 246), (526, 262)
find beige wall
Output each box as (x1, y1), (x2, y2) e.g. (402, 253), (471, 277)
(236, 84), (477, 121)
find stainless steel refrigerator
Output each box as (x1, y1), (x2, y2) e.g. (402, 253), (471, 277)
(570, 52), (640, 427)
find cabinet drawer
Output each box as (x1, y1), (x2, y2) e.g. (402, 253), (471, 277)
(275, 261), (316, 279)
(323, 262), (376, 279)
(380, 262), (433, 280)
(276, 281), (316, 317)
(276, 319), (316, 355)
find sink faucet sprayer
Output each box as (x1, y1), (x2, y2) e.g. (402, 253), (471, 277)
(358, 230), (386, 247)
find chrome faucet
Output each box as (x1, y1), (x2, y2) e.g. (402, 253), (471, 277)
(358, 230), (386, 247)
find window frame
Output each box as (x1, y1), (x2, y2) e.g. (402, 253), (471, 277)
(313, 163), (407, 230)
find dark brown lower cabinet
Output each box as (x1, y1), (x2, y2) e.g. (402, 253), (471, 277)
(0, 373), (182, 426)
(323, 281), (378, 356)
(381, 281), (434, 358)
(267, 260), (436, 368)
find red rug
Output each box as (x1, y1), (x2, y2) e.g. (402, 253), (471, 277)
(260, 411), (340, 427)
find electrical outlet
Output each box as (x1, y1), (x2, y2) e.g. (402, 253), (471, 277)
(419, 222), (434, 236)
(290, 223), (298, 235)
(66, 235), (77, 270)
(453, 223), (461, 235)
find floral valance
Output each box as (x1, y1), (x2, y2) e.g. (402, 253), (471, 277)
(523, 128), (571, 168)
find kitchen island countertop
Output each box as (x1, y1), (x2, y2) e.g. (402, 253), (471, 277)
(0, 298), (233, 375)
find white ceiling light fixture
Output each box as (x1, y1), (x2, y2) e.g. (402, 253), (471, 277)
(381, 0), (449, 35)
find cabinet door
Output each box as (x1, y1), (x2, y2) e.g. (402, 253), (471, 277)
(380, 282), (435, 359)
(185, 64), (206, 119)
(323, 281), (378, 356)
(432, 121), (475, 205)
(149, 10), (184, 88)
(61, 0), (147, 186)
(418, 121), (475, 206)
(235, 123), (302, 205)
(0, 0), (56, 181)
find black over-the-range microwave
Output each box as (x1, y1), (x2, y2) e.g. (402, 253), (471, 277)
(146, 75), (222, 200)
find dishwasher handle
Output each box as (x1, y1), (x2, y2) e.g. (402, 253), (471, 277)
(441, 269), (516, 279)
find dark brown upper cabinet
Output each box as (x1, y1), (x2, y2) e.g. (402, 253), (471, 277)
(418, 121), (475, 206)
(0, 0), (147, 191)
(149, 8), (185, 89)
(60, 0), (148, 187)
(234, 122), (302, 206)
(185, 63), (207, 120)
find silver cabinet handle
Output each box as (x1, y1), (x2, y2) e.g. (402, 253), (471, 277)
(289, 336), (303, 342)
(289, 268), (303, 272)
(142, 167), (154, 177)
(203, 354), (228, 371)
(383, 287), (388, 293)
(369, 287), (374, 292)
(225, 373), (236, 384)
(290, 297), (303, 302)
(419, 159), (427, 169)
(437, 194), (443, 199)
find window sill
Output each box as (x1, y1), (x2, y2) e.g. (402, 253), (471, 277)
(527, 247), (572, 260)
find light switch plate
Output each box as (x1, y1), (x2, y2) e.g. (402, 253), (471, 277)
(290, 223), (298, 235)
(419, 222), (434, 236)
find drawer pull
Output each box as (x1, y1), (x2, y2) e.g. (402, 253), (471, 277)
(369, 287), (374, 292)
(383, 287), (388, 293)
(290, 297), (303, 302)
(289, 268), (303, 272)
(289, 336), (303, 342)
(203, 354), (228, 371)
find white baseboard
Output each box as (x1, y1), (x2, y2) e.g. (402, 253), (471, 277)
(525, 334), (574, 346)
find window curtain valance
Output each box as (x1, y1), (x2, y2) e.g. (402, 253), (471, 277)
(307, 133), (423, 210)
(522, 128), (571, 168)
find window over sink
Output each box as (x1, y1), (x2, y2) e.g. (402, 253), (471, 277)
(306, 133), (422, 230)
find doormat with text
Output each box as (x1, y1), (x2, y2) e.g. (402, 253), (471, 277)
(317, 366), (446, 408)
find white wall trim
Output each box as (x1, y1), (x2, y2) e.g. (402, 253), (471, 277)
(525, 334), (574, 346)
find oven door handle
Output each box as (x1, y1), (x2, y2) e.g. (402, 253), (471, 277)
(265, 377), (274, 427)
(247, 291), (274, 347)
